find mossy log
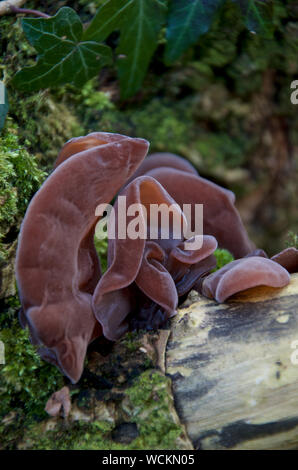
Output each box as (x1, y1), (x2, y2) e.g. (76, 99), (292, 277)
(3, 275), (298, 450)
(6, 330), (193, 450)
(166, 274), (298, 450)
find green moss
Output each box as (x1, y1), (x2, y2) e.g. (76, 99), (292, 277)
(121, 331), (143, 353)
(0, 318), (64, 420)
(19, 370), (183, 450)
(4, 328), (186, 450)
(19, 420), (123, 451)
(98, 98), (194, 155)
(198, 2), (242, 69)
(78, 79), (115, 112)
(124, 370), (183, 450)
(0, 154), (17, 235)
(0, 121), (46, 213)
(94, 233), (108, 273)
(0, 296), (20, 329)
(0, 305), (65, 449)
(0, 119), (45, 258)
(194, 133), (247, 170)
(286, 232), (298, 249)
(0, 290), (63, 429)
(213, 249), (234, 271)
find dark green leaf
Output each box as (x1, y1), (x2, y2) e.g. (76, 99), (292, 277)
(234, 0), (273, 36)
(83, 0), (132, 42)
(164, 0), (223, 64)
(12, 7), (112, 92)
(0, 82), (9, 132)
(84, 0), (167, 99)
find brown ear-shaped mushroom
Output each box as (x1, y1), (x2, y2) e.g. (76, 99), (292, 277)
(201, 257), (290, 303)
(135, 241), (178, 318)
(45, 386), (71, 418)
(132, 235), (217, 327)
(126, 152), (199, 186)
(93, 175), (218, 339)
(245, 248), (268, 258)
(271, 247), (298, 274)
(53, 132), (130, 168)
(92, 175), (184, 340)
(16, 133), (149, 383)
(168, 235), (217, 296)
(128, 152), (236, 205)
(143, 167), (252, 258)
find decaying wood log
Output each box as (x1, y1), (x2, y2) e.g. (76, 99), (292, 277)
(166, 273), (298, 450)
(6, 274), (298, 450)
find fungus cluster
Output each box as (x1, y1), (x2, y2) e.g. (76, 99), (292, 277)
(15, 132), (297, 383)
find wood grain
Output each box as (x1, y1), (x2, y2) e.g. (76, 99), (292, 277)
(166, 274), (298, 450)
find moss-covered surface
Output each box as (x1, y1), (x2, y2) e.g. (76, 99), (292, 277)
(18, 371), (186, 450)
(0, 299), (65, 449)
(286, 232), (298, 249)
(0, 120), (45, 256)
(0, 328), (192, 450)
(0, 120), (45, 297)
(213, 249), (234, 271)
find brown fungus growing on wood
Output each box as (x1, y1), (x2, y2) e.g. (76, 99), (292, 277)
(16, 141), (294, 383)
(16, 133), (149, 383)
(126, 152), (199, 184)
(128, 154), (253, 258)
(92, 175), (217, 340)
(150, 171), (251, 258)
(271, 247), (298, 274)
(54, 133), (111, 168)
(45, 386), (71, 418)
(201, 256), (291, 303)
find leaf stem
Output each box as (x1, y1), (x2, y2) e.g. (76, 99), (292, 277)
(9, 6), (50, 18)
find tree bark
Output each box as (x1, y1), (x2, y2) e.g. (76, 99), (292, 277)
(166, 274), (298, 450)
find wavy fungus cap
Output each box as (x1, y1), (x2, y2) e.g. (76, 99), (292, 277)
(15, 133), (149, 383)
(16, 137), (289, 384)
(92, 175), (217, 341)
(123, 152), (252, 257)
(126, 152), (199, 183)
(141, 167), (252, 258)
(53, 132), (132, 168)
(271, 247), (298, 274)
(201, 256), (291, 303)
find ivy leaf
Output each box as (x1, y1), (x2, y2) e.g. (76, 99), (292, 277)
(84, 0), (167, 99)
(164, 0), (223, 64)
(0, 82), (9, 132)
(234, 0), (273, 36)
(116, 0), (167, 99)
(83, 0), (132, 43)
(12, 7), (112, 92)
